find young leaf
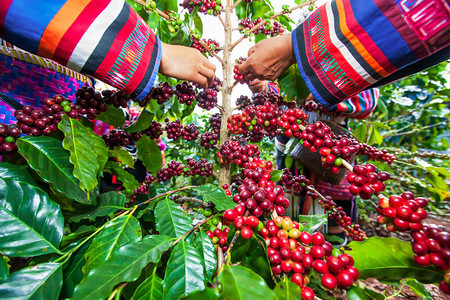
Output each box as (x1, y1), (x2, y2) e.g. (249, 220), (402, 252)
(274, 281), (302, 300)
(344, 237), (443, 283)
(82, 214), (142, 275)
(0, 263), (62, 299)
(109, 148), (135, 168)
(58, 115), (99, 192)
(0, 162), (38, 186)
(0, 256), (8, 280)
(95, 104), (125, 128)
(135, 135), (163, 176)
(194, 184), (235, 211)
(104, 161), (140, 194)
(269, 170), (284, 182)
(298, 214), (327, 233)
(69, 192), (126, 223)
(131, 271), (163, 300)
(155, 197), (192, 238)
(0, 178), (63, 257)
(163, 240), (205, 300)
(72, 235), (173, 300)
(124, 109), (154, 133)
(17, 136), (88, 203)
(218, 265), (277, 299)
(404, 278), (433, 300)
(193, 230), (217, 281)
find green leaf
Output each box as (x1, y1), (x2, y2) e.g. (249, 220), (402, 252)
(194, 184), (235, 211)
(61, 225), (96, 249)
(353, 123), (368, 143)
(367, 126), (383, 145)
(285, 156), (294, 169)
(193, 230), (217, 281)
(124, 109), (154, 133)
(235, 0), (249, 19)
(273, 280), (302, 300)
(425, 172), (448, 190)
(0, 263), (62, 299)
(298, 214), (327, 233)
(277, 15), (293, 31)
(148, 11), (160, 29)
(170, 29), (191, 46)
(0, 256), (8, 281)
(95, 104), (125, 128)
(347, 285), (370, 300)
(109, 148), (135, 168)
(69, 192), (126, 223)
(0, 178), (63, 257)
(83, 214), (142, 275)
(193, 14), (203, 36)
(164, 240), (205, 300)
(278, 65), (309, 102)
(61, 239), (93, 298)
(90, 132), (109, 173)
(104, 161), (140, 194)
(135, 135), (163, 176)
(0, 162), (38, 186)
(270, 170), (284, 182)
(404, 278), (433, 300)
(155, 197), (192, 238)
(72, 235), (173, 300)
(17, 135), (88, 203)
(249, 1), (271, 19)
(131, 271), (163, 300)
(58, 115), (99, 192)
(239, 236), (274, 288)
(183, 287), (219, 299)
(344, 237), (443, 283)
(218, 265), (277, 300)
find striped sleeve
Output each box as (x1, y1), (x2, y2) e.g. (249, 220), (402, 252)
(292, 0), (450, 108)
(0, 0), (160, 100)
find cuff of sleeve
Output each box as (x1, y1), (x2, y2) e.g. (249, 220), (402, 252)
(132, 37), (162, 100)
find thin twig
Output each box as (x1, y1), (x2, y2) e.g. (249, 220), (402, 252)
(230, 0), (243, 11)
(197, 39), (225, 65)
(218, 15), (226, 28)
(383, 121), (447, 138)
(131, 0), (170, 20)
(215, 104), (225, 112)
(172, 215), (214, 246)
(136, 186), (197, 207)
(177, 196), (207, 207)
(227, 80), (238, 92)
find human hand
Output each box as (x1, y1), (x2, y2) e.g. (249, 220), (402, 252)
(159, 42), (216, 89)
(239, 34), (296, 82)
(248, 79), (268, 94)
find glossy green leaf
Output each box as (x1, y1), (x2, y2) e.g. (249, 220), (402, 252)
(249, 1), (271, 19)
(148, 11), (160, 29)
(344, 237), (443, 283)
(69, 191), (126, 222)
(0, 263), (62, 299)
(404, 278), (433, 300)
(0, 178), (63, 257)
(170, 28), (191, 46)
(95, 104), (125, 128)
(194, 184), (235, 211)
(298, 214), (327, 233)
(155, 197), (192, 238)
(90, 132), (109, 173)
(278, 65), (309, 102)
(193, 14), (203, 36)
(104, 161), (140, 194)
(131, 270), (163, 300)
(72, 235), (173, 300)
(183, 287), (219, 299)
(367, 126), (383, 145)
(124, 109), (154, 133)
(240, 235), (274, 288)
(163, 240), (205, 300)
(193, 230), (217, 281)
(61, 239), (93, 298)
(17, 135), (88, 203)
(61, 225), (96, 249)
(109, 148), (135, 168)
(83, 214), (142, 275)
(58, 115), (99, 192)
(285, 156), (294, 169)
(0, 256), (8, 281)
(218, 265), (277, 300)
(270, 170), (284, 182)
(235, 0), (249, 19)
(0, 162), (38, 186)
(354, 123), (368, 143)
(347, 285), (370, 300)
(273, 280), (302, 300)
(135, 135), (163, 176)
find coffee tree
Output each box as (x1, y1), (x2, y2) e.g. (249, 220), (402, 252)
(0, 0), (448, 299)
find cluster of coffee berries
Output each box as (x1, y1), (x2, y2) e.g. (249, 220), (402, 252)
(156, 160), (185, 182)
(217, 141), (260, 166)
(164, 10), (183, 33)
(209, 113), (221, 134)
(184, 158), (213, 176)
(238, 17), (284, 38)
(150, 82), (174, 105)
(102, 129), (139, 149)
(278, 108), (308, 138)
(377, 192), (428, 232)
(222, 209), (263, 240)
(191, 38), (220, 55)
(206, 225), (230, 252)
(181, 0), (222, 15)
(75, 87), (108, 120)
(196, 88), (218, 110)
(251, 92), (296, 109)
(317, 195), (367, 241)
(300, 98), (334, 115)
(199, 132), (218, 150)
(0, 124), (20, 154)
(233, 57), (247, 84)
(347, 164), (389, 199)
(278, 169), (310, 193)
(175, 82), (197, 106)
(130, 174), (157, 203)
(180, 123), (200, 141)
(165, 119), (183, 141)
(235, 95), (251, 108)
(102, 89), (131, 108)
(210, 76), (222, 92)
(141, 120), (163, 140)
(143, 0), (156, 11)
(358, 143), (396, 164)
(16, 103), (59, 136)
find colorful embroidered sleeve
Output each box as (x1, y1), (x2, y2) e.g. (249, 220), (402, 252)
(292, 0), (450, 108)
(0, 0), (161, 100)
